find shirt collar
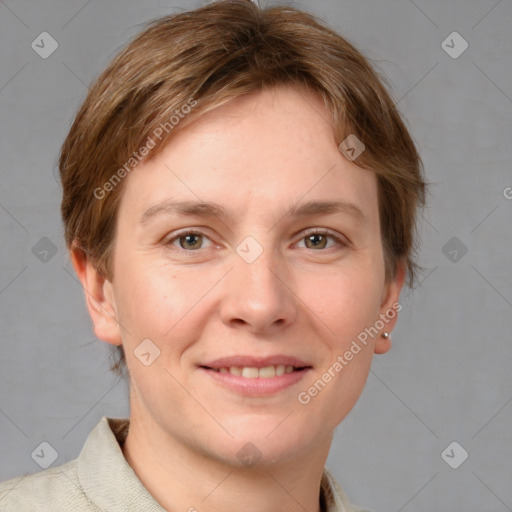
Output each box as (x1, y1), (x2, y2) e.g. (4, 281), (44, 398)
(77, 416), (356, 512)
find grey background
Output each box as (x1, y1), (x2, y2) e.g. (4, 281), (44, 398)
(1, 0), (511, 510)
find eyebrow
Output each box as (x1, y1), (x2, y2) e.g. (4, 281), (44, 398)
(139, 199), (368, 226)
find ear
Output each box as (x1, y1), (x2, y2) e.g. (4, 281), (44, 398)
(374, 263), (406, 355)
(70, 244), (123, 346)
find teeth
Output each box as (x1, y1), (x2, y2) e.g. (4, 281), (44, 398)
(216, 365), (297, 378)
(241, 367), (259, 379)
(258, 366), (276, 379)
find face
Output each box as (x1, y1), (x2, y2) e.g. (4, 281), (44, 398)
(81, 86), (403, 466)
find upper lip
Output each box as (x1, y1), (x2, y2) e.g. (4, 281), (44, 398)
(200, 355), (311, 369)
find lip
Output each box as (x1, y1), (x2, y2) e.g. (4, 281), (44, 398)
(201, 367), (311, 396)
(199, 355), (312, 397)
(201, 355), (310, 369)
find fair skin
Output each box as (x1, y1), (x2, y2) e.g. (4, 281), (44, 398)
(72, 86), (405, 512)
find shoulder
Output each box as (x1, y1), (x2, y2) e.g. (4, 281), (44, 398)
(323, 466), (372, 512)
(0, 458), (99, 512)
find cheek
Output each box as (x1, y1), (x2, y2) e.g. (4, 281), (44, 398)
(298, 266), (383, 426)
(113, 258), (218, 355)
(113, 259), (178, 339)
(300, 263), (383, 344)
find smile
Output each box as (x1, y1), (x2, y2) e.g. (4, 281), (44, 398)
(212, 365), (299, 378)
(199, 365), (312, 397)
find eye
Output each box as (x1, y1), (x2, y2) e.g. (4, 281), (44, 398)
(163, 228), (347, 253)
(296, 230), (347, 250)
(165, 230), (213, 251)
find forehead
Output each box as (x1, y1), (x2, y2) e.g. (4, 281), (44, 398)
(118, 86), (379, 227)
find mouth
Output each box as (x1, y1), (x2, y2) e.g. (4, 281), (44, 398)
(199, 356), (312, 396)
(201, 364), (307, 379)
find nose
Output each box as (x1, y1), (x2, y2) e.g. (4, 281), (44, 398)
(219, 244), (298, 334)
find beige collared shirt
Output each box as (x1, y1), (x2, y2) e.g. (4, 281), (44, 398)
(0, 417), (368, 511)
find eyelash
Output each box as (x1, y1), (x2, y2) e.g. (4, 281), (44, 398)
(163, 228), (348, 253)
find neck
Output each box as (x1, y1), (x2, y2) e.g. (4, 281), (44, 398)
(122, 412), (331, 512)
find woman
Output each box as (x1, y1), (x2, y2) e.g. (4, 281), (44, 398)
(0, 1), (426, 510)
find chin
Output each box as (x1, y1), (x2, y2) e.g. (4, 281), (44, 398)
(208, 414), (323, 467)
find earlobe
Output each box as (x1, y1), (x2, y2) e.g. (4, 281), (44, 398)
(70, 245), (123, 346)
(374, 331), (392, 354)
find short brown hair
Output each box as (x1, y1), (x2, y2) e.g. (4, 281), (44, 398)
(59, 0), (427, 378)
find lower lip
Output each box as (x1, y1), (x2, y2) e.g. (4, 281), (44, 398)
(200, 367), (311, 396)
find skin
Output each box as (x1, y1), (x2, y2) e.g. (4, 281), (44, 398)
(72, 85), (405, 512)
